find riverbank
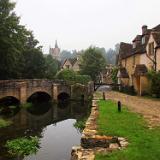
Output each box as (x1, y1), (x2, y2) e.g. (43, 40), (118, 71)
(96, 100), (160, 160)
(71, 92), (128, 160)
(71, 91), (160, 160)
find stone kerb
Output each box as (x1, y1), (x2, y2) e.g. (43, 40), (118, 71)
(71, 93), (128, 160)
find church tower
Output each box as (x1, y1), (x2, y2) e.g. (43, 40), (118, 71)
(49, 40), (61, 61)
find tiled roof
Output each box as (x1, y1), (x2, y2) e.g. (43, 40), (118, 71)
(134, 64), (148, 76)
(69, 58), (77, 66)
(152, 24), (160, 32)
(132, 35), (141, 42)
(119, 24), (160, 59)
(119, 42), (132, 59)
(62, 58), (78, 67)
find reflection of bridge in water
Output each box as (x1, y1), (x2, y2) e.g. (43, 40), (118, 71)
(0, 102), (88, 139)
(0, 101), (89, 160)
(0, 79), (94, 103)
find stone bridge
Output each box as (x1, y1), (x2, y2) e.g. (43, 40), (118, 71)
(0, 79), (94, 103)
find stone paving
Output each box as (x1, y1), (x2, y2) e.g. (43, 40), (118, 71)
(106, 91), (160, 128)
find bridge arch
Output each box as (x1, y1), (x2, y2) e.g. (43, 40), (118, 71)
(0, 96), (20, 106)
(57, 92), (70, 101)
(27, 91), (52, 102)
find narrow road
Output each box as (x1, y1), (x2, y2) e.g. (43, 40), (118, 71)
(105, 91), (160, 128)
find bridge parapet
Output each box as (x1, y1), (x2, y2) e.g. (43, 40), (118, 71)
(0, 80), (94, 103)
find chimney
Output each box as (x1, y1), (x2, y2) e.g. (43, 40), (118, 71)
(142, 25), (148, 35)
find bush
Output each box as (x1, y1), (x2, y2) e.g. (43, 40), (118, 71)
(55, 69), (91, 84)
(147, 70), (160, 97)
(74, 118), (87, 132)
(5, 136), (39, 156)
(0, 118), (12, 128)
(75, 75), (91, 84)
(111, 67), (118, 84)
(55, 69), (76, 81)
(20, 102), (32, 109)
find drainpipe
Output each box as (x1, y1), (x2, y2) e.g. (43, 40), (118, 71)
(154, 47), (157, 72)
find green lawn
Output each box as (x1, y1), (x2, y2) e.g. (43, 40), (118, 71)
(96, 100), (160, 160)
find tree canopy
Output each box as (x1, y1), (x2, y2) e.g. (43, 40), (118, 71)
(0, 0), (59, 80)
(80, 47), (106, 81)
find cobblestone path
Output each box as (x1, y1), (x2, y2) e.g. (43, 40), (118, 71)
(105, 91), (160, 127)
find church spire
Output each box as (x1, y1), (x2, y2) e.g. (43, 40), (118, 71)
(55, 40), (58, 48)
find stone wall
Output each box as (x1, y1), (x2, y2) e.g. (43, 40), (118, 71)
(71, 92), (128, 160)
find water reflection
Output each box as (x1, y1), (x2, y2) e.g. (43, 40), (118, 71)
(0, 96), (20, 118)
(0, 101), (89, 160)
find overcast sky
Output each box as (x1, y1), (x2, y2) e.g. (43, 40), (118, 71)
(15, 0), (160, 53)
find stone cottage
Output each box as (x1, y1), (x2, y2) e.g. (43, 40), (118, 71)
(117, 24), (160, 95)
(61, 57), (81, 72)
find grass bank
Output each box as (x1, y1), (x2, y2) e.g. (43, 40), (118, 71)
(96, 100), (160, 160)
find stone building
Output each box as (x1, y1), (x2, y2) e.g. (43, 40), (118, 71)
(49, 40), (61, 61)
(117, 24), (160, 95)
(100, 65), (115, 84)
(61, 57), (81, 72)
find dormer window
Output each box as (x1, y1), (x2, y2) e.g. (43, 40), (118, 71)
(133, 42), (136, 49)
(142, 36), (145, 44)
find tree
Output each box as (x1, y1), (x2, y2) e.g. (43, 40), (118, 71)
(147, 70), (160, 97)
(80, 47), (106, 81)
(20, 32), (46, 79)
(0, 0), (29, 79)
(45, 55), (59, 79)
(55, 69), (76, 81)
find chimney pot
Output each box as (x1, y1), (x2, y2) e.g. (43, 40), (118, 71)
(142, 25), (148, 35)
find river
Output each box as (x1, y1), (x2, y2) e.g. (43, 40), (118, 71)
(0, 101), (90, 160)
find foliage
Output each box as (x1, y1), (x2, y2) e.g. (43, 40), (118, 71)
(45, 54), (60, 79)
(56, 69), (91, 84)
(55, 69), (76, 81)
(60, 50), (74, 62)
(20, 103), (32, 109)
(147, 70), (160, 97)
(96, 100), (160, 160)
(111, 67), (118, 83)
(0, 0), (57, 79)
(5, 136), (39, 156)
(74, 101), (92, 132)
(74, 118), (87, 132)
(75, 75), (91, 84)
(0, 0), (29, 79)
(0, 118), (12, 128)
(80, 47), (106, 81)
(105, 48), (117, 65)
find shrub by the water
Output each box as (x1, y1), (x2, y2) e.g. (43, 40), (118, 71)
(0, 118), (12, 128)
(20, 103), (32, 109)
(5, 136), (39, 156)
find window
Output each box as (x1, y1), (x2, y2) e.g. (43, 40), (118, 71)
(133, 42), (136, 49)
(66, 65), (70, 69)
(148, 42), (154, 55)
(142, 36), (145, 44)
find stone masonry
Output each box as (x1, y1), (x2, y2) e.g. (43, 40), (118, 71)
(71, 92), (128, 160)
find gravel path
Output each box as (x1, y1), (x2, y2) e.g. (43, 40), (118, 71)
(105, 91), (160, 128)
